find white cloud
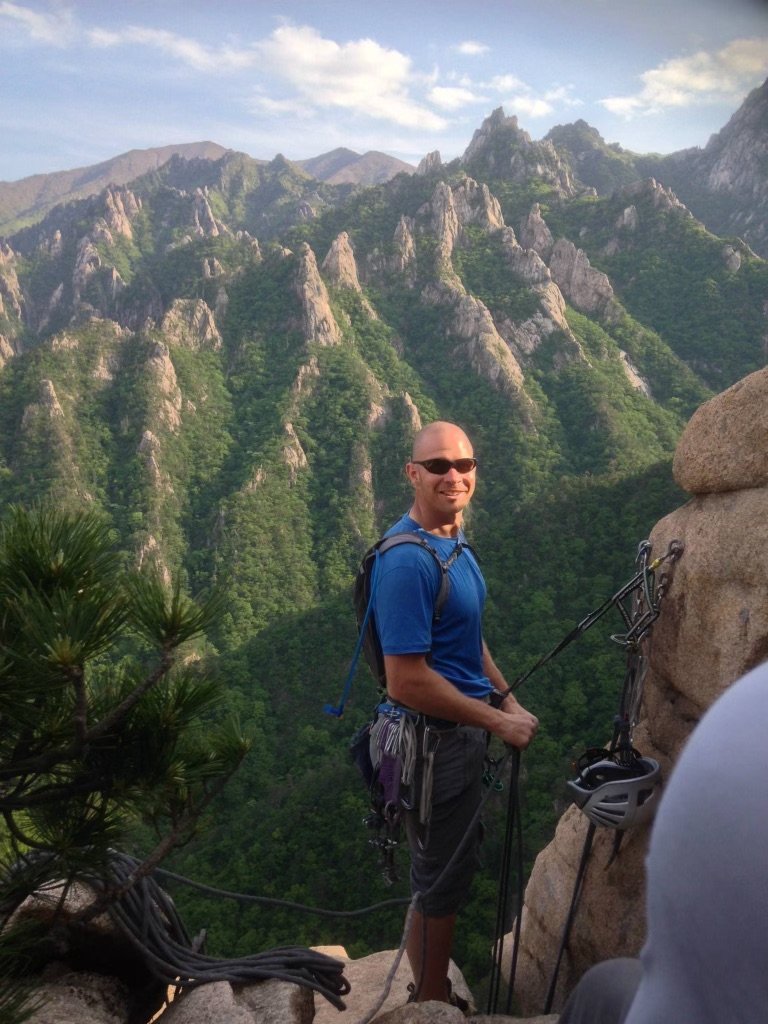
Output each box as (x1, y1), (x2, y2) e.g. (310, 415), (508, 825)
(486, 76), (579, 119)
(428, 85), (486, 110)
(454, 40), (489, 56)
(544, 84), (582, 108)
(0, 1), (75, 46)
(88, 25), (255, 72)
(502, 95), (555, 118)
(601, 36), (768, 117)
(255, 24), (448, 131)
(489, 73), (527, 93)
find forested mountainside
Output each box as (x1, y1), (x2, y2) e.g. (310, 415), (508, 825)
(0, 100), (766, 989)
(547, 78), (768, 259)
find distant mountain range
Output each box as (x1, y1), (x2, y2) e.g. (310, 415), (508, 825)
(2, 76), (766, 256)
(0, 143), (415, 235)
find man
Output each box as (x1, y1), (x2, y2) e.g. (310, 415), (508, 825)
(372, 420), (538, 1006)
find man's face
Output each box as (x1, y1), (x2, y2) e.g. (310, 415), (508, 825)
(406, 426), (476, 522)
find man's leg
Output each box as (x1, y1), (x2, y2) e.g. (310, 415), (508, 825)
(404, 726), (486, 1004)
(406, 909), (456, 1002)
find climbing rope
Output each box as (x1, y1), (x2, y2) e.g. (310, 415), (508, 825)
(77, 851), (352, 1010)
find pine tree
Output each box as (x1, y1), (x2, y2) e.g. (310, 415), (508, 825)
(0, 505), (249, 1022)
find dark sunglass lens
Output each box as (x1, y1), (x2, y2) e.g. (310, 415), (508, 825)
(418, 458), (476, 474)
(422, 459), (451, 474)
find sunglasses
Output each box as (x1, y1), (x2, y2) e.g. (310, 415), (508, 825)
(412, 458), (477, 475)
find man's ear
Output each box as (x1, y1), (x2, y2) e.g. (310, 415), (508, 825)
(405, 461), (418, 486)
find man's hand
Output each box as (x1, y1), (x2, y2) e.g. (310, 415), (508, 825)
(494, 696), (539, 749)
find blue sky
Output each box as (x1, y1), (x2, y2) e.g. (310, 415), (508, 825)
(1, 0), (767, 182)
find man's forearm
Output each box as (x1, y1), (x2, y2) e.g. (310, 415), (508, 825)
(384, 652), (538, 748)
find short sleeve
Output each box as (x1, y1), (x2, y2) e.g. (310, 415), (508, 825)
(373, 548), (439, 655)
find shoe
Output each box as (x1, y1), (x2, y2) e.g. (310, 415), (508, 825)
(446, 978), (471, 1015)
(406, 979), (471, 1015)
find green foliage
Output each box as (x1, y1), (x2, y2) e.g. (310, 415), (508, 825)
(0, 505), (248, 1019)
(545, 192), (768, 389)
(453, 227), (539, 322)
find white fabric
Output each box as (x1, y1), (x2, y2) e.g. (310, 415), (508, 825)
(625, 660), (768, 1023)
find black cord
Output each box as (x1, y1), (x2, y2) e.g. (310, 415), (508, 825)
(83, 851), (351, 1010)
(543, 822), (596, 1014)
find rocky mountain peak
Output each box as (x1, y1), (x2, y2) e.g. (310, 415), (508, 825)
(416, 150), (443, 176)
(321, 231), (362, 292)
(461, 107), (577, 197)
(294, 243), (342, 347)
(462, 106), (524, 164)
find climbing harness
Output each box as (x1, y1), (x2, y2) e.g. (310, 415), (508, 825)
(365, 703), (419, 884)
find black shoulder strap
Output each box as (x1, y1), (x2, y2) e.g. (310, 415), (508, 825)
(375, 532), (470, 621)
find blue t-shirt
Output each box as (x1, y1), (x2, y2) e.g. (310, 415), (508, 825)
(372, 513), (492, 700)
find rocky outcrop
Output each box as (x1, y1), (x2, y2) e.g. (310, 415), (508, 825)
(620, 177), (689, 216)
(72, 237), (102, 305)
(547, 239), (618, 320)
(391, 216), (417, 279)
(145, 341), (183, 431)
(518, 205), (554, 263)
(0, 333), (16, 368)
(618, 351), (651, 397)
(417, 151), (442, 176)
(675, 78), (768, 257)
(672, 367), (768, 493)
(421, 282), (536, 429)
(294, 244), (342, 346)
(497, 228), (586, 367)
(462, 108), (576, 198)
(161, 978), (314, 1024)
(281, 421), (309, 483)
(21, 378), (65, 426)
(160, 298), (222, 351)
(429, 179), (505, 266)
(322, 231), (363, 292)
(510, 365), (768, 1013)
(25, 969), (130, 1024)
(103, 187), (142, 240)
(0, 241), (26, 322)
(9, 880), (165, 1024)
(322, 232), (378, 319)
(193, 187), (228, 238)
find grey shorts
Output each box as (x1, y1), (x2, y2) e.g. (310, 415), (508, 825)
(404, 724), (488, 916)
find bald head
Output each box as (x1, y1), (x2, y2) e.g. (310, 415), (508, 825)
(412, 421), (473, 461)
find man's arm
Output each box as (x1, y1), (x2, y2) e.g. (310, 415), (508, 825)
(384, 651), (538, 749)
(482, 640), (530, 714)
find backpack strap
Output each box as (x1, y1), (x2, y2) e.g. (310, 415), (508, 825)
(324, 532), (474, 718)
(374, 533), (464, 621)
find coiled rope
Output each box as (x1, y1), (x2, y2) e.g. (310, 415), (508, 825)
(84, 851), (352, 1010)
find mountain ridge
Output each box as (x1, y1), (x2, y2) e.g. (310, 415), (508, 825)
(0, 143), (416, 236)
